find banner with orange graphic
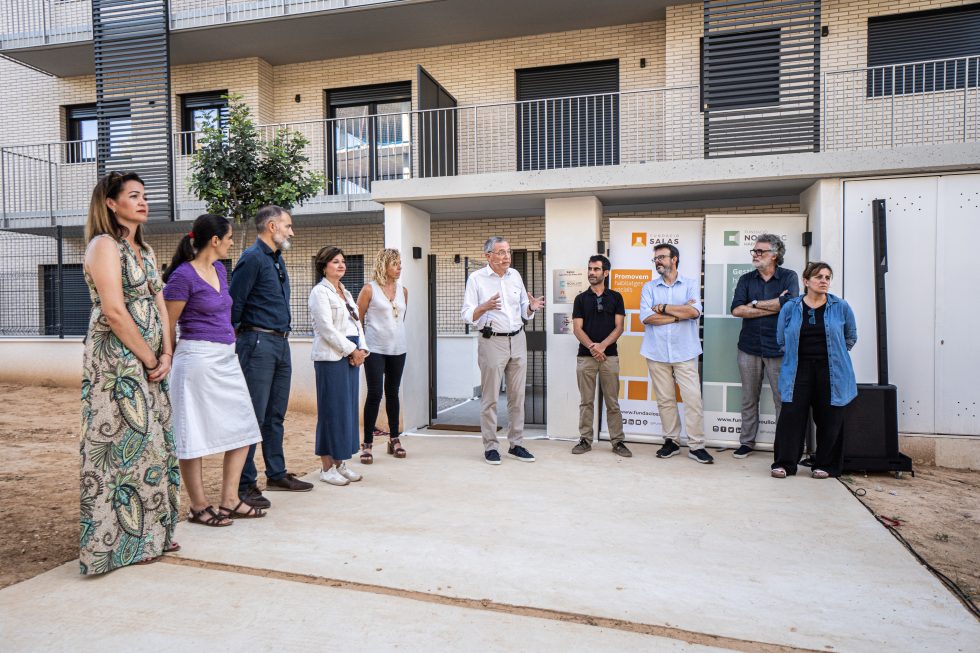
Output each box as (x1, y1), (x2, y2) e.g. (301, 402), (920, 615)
(607, 218), (704, 440)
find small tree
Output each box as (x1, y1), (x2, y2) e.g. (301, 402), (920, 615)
(189, 94), (325, 226)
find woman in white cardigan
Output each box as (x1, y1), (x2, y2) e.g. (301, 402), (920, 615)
(309, 246), (370, 486)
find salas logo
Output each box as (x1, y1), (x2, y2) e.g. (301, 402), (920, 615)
(631, 232), (647, 247)
(648, 233), (680, 245)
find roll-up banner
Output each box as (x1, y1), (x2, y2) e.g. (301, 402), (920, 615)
(607, 218), (704, 442)
(702, 215), (807, 446)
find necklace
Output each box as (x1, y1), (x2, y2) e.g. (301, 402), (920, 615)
(378, 281), (400, 319)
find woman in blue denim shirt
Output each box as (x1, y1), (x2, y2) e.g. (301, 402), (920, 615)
(771, 262), (857, 479)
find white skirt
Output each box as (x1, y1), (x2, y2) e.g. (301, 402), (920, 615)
(170, 339), (263, 459)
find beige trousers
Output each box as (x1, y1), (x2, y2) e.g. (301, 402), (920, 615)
(576, 355), (625, 444)
(645, 357), (705, 450)
(478, 330), (527, 451)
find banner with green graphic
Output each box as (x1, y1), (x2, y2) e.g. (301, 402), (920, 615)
(702, 215), (807, 446)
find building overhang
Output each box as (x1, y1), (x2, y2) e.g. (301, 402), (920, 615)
(371, 144), (980, 219)
(3, 0), (693, 77)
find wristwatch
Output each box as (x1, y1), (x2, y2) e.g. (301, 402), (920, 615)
(751, 300), (758, 308)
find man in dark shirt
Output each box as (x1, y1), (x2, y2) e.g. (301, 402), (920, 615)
(729, 233), (799, 458)
(229, 205), (313, 508)
(571, 255), (631, 457)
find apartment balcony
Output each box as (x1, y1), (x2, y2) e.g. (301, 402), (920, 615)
(2, 57), (978, 228)
(0, 0), (675, 77)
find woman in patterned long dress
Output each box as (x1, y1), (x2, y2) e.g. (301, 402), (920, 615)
(80, 171), (180, 574)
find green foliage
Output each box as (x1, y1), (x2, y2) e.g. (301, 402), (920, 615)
(188, 94), (325, 224)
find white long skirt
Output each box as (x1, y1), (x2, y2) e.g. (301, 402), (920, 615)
(170, 339), (262, 460)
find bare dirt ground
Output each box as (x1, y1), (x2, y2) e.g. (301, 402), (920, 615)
(2, 382), (978, 613)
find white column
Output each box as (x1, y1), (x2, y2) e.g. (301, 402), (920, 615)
(383, 202), (431, 431)
(800, 178), (843, 271)
(544, 196), (602, 438)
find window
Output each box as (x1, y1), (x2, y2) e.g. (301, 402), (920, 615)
(868, 5), (980, 96)
(180, 90), (229, 154)
(326, 82), (412, 195)
(515, 60), (619, 171)
(700, 28), (781, 111)
(65, 104), (97, 163)
(42, 264), (92, 336)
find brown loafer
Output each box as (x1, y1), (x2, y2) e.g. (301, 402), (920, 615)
(266, 472), (314, 492)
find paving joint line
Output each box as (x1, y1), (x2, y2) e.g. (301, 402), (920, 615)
(163, 556), (829, 653)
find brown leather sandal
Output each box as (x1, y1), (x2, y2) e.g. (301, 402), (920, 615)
(189, 505), (233, 527)
(219, 500), (266, 519)
(360, 443), (374, 464)
(388, 437), (406, 459)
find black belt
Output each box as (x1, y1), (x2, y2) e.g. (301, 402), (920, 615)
(242, 326), (289, 338)
(489, 328), (522, 337)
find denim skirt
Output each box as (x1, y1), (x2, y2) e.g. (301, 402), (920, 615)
(314, 336), (360, 460)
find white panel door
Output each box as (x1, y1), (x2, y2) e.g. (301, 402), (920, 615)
(936, 174), (980, 435)
(843, 177), (937, 434)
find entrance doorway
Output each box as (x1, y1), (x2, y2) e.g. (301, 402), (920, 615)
(427, 248), (547, 431)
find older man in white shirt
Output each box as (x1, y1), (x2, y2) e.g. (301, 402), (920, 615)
(461, 236), (546, 465)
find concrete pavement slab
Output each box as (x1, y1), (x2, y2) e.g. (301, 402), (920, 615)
(167, 437), (980, 652)
(0, 562), (730, 652)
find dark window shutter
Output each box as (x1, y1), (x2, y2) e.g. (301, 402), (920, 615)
(868, 5), (980, 95)
(43, 264), (92, 336)
(515, 60), (620, 171)
(327, 82), (411, 108)
(516, 60), (619, 101)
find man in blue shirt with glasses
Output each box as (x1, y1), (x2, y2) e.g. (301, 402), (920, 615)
(640, 244), (713, 464)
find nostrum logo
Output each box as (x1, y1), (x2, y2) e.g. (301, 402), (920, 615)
(724, 231), (740, 246)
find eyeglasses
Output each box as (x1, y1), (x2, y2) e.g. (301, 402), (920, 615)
(489, 249), (512, 258)
(652, 255), (670, 262)
(392, 304), (400, 320)
(749, 249), (773, 256)
(596, 296), (605, 312)
(807, 307), (816, 325)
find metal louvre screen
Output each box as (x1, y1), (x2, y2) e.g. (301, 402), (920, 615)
(516, 60), (619, 171)
(93, 0), (174, 221)
(703, 0), (821, 157)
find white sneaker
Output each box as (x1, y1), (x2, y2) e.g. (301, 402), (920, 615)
(319, 467), (349, 486)
(337, 461), (362, 482)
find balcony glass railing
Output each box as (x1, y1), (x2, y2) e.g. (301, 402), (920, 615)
(2, 58), (977, 226)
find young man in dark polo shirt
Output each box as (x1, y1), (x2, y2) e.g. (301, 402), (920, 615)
(729, 233), (799, 458)
(571, 255), (631, 457)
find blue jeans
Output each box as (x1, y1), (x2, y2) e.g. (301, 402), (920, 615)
(236, 331), (290, 491)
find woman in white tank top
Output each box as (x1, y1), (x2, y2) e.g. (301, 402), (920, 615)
(356, 248), (408, 463)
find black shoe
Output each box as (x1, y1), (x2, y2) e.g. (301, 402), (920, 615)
(571, 439), (592, 454)
(507, 446), (536, 462)
(688, 448), (715, 464)
(732, 445), (754, 459)
(656, 439), (680, 458)
(484, 449), (502, 465)
(239, 484), (271, 509)
(266, 472), (314, 492)
(612, 442), (633, 458)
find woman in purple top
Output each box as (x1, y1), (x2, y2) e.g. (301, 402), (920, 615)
(163, 214), (264, 526)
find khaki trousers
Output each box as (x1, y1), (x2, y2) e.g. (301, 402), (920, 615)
(478, 330), (527, 451)
(576, 355), (625, 444)
(645, 357), (705, 449)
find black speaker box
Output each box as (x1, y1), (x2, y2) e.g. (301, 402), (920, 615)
(842, 384), (913, 474)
